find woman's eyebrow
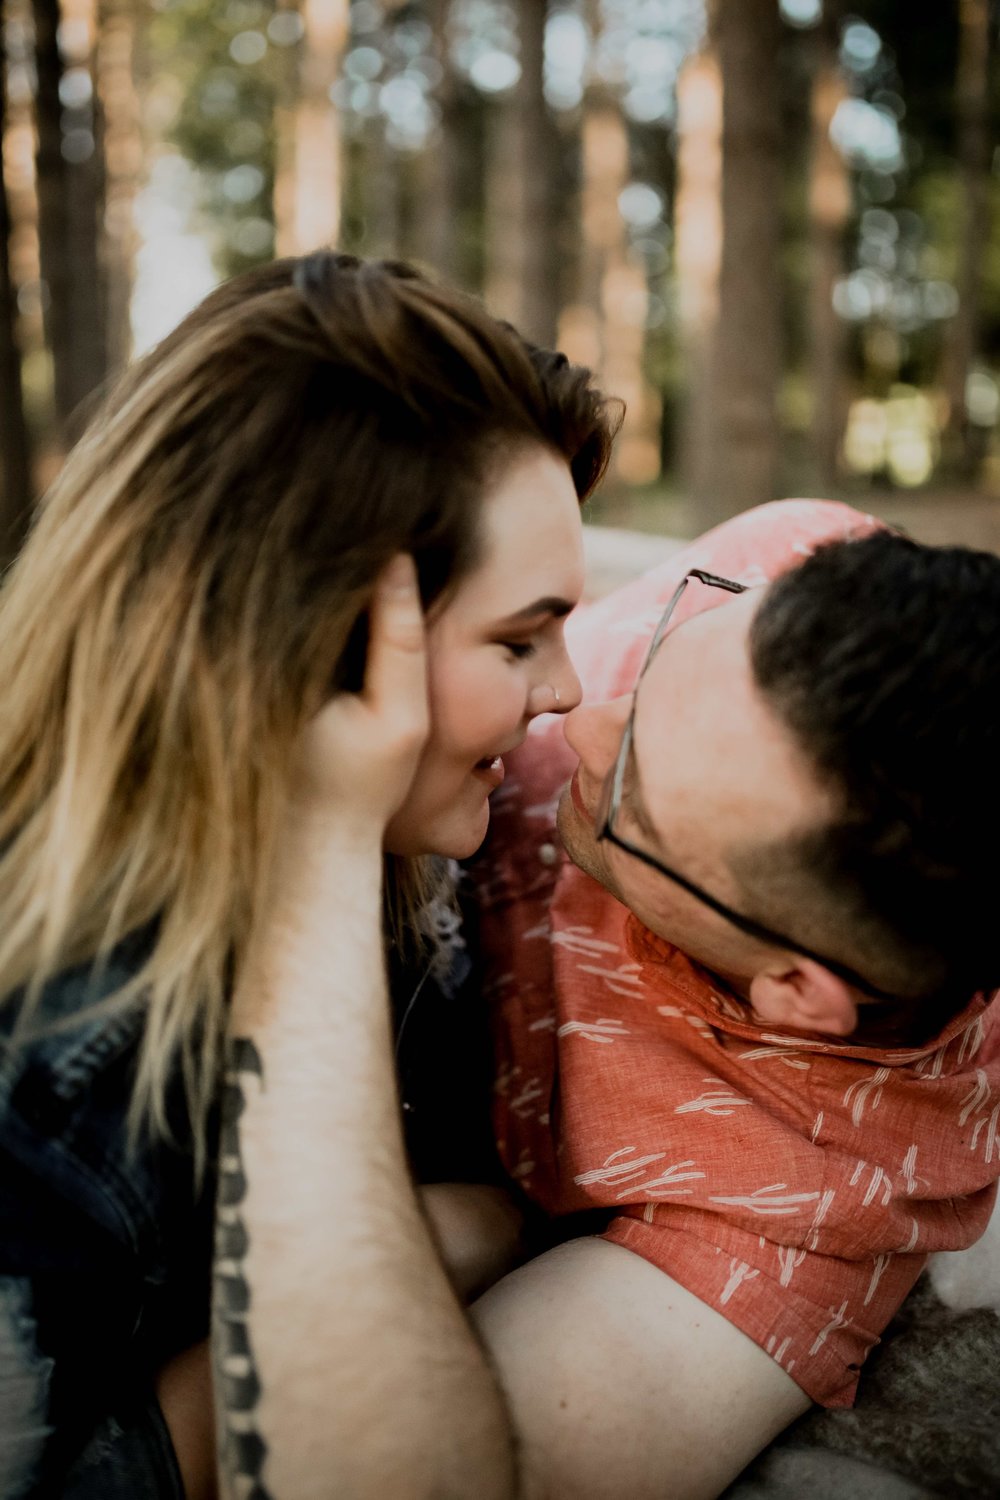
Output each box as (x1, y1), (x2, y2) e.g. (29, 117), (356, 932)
(494, 596), (576, 626)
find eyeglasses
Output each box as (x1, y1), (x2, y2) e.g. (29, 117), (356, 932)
(594, 568), (898, 1005)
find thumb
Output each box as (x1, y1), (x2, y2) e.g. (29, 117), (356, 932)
(363, 554), (428, 739)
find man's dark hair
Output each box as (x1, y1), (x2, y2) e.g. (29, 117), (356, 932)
(747, 529), (1000, 1015)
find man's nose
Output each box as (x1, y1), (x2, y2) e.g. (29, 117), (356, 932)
(563, 696), (631, 775)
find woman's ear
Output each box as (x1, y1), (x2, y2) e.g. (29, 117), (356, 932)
(749, 958), (858, 1038)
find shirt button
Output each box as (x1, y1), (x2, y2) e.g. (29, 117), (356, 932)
(539, 842), (559, 867)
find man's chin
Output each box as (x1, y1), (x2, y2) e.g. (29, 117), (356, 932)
(556, 783), (612, 891)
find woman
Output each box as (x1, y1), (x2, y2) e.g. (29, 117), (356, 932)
(0, 252), (618, 1498)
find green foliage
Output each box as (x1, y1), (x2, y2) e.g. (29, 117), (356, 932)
(917, 171), (1000, 340)
(148, 0), (288, 276)
(17, 0), (998, 491)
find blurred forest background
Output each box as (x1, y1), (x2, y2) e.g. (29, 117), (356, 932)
(2, 0), (1000, 566)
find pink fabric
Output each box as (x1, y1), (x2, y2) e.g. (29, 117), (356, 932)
(475, 500), (1000, 1408)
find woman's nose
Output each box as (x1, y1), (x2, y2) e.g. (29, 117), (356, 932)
(526, 655), (583, 719)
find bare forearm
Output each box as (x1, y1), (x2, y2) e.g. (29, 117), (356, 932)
(212, 826), (517, 1500)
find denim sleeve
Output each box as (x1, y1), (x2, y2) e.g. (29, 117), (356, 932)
(57, 1393), (185, 1500)
(0, 1276), (185, 1500)
(0, 1278), (53, 1500)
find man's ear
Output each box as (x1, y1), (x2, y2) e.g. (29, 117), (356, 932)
(748, 958), (858, 1038)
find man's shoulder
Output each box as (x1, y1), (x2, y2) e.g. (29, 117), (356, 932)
(571, 500), (881, 697)
(583, 499), (878, 608)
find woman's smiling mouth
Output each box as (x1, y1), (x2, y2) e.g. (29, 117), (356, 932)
(472, 754), (506, 789)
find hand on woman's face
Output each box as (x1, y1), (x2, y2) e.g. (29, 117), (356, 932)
(294, 554), (429, 838)
(383, 446), (586, 860)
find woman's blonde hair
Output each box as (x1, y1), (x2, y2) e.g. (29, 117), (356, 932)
(0, 253), (616, 1170)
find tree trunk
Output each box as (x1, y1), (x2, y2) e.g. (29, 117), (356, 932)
(482, 0), (562, 339)
(513, 0), (559, 347)
(559, 0), (659, 485)
(675, 46), (723, 515)
(31, 0), (74, 424)
(95, 0), (142, 374)
(807, 3), (850, 486)
(31, 0), (107, 439)
(683, 0), (782, 527)
(363, 113), (403, 260)
(941, 0), (992, 479)
(483, 89), (522, 322)
(0, 19), (34, 560)
(420, 0), (463, 283)
(274, 0), (349, 255)
(65, 0), (107, 427)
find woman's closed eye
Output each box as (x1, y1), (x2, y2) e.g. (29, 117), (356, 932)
(500, 640), (538, 661)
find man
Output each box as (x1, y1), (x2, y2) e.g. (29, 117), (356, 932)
(223, 499), (1000, 1500)
(465, 497), (1000, 1492)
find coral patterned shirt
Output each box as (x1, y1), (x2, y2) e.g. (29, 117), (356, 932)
(473, 500), (1000, 1408)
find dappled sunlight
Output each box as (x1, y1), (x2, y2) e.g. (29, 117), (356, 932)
(2, 0), (998, 540)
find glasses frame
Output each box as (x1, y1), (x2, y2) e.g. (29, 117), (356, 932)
(595, 568), (898, 1005)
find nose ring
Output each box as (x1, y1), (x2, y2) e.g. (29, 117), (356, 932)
(552, 687), (561, 705)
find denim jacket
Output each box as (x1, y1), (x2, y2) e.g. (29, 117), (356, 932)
(0, 931), (211, 1498)
(0, 903), (496, 1498)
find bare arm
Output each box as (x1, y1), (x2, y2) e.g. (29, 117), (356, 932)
(158, 1185), (522, 1500)
(176, 1227), (806, 1500)
(472, 1237), (810, 1500)
(211, 557), (517, 1500)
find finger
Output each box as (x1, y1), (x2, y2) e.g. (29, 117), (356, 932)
(363, 553), (428, 735)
